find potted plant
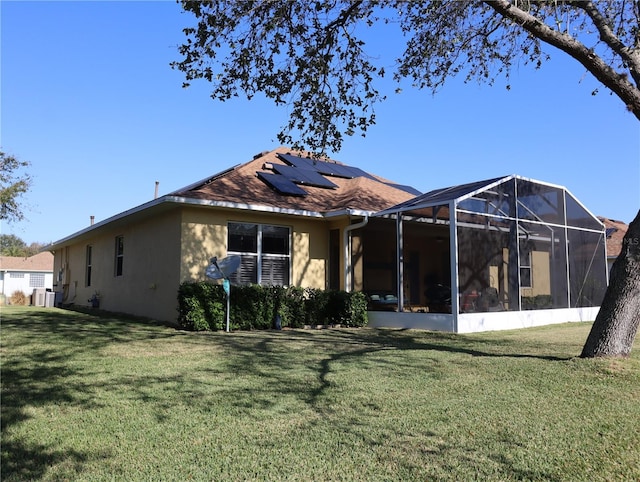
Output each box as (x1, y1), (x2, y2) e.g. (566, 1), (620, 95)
(88, 291), (100, 308)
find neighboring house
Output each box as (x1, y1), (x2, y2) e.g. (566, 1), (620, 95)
(47, 147), (608, 332)
(0, 252), (54, 304)
(598, 216), (628, 273)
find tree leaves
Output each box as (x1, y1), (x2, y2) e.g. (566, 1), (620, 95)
(0, 151), (32, 223)
(172, 0), (639, 155)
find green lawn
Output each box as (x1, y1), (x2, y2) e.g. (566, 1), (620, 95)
(2, 306), (639, 481)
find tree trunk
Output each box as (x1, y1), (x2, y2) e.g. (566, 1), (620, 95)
(581, 210), (640, 357)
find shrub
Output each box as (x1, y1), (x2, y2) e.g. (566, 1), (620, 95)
(325, 290), (368, 327)
(9, 290), (28, 306)
(177, 282), (368, 331)
(231, 284), (274, 330)
(343, 291), (368, 327)
(304, 288), (331, 326)
(522, 295), (554, 310)
(278, 286), (306, 328)
(177, 282), (225, 330)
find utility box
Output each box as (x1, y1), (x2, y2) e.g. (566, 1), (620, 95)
(45, 291), (56, 308)
(32, 288), (47, 307)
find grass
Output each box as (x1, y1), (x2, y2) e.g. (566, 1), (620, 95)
(1, 306), (639, 481)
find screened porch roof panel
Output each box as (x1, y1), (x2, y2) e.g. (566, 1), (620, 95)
(375, 175), (510, 216)
(375, 174), (605, 232)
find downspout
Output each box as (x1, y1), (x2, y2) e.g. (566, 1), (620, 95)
(344, 214), (369, 292)
(396, 213), (403, 312)
(449, 201), (459, 332)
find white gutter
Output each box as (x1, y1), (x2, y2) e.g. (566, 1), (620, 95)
(324, 208), (372, 218)
(344, 214), (369, 292)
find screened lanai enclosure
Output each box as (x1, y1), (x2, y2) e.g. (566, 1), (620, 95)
(362, 175), (608, 333)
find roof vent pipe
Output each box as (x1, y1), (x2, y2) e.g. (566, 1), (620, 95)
(344, 215), (368, 292)
(90, 216), (95, 226)
(154, 181), (159, 199)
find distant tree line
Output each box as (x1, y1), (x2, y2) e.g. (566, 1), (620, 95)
(0, 234), (48, 257)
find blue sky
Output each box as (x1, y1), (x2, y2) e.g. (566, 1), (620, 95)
(2, 1), (638, 245)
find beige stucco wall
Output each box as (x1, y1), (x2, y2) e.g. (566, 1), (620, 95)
(51, 205), (348, 323)
(53, 209), (182, 322)
(521, 250), (551, 297)
(180, 208), (229, 282)
(180, 207), (329, 289)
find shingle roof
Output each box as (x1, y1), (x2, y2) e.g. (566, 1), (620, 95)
(0, 252), (54, 272)
(598, 216), (628, 258)
(170, 147), (420, 214)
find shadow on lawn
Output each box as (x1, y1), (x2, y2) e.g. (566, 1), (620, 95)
(0, 307), (182, 480)
(214, 327), (573, 410)
(211, 328), (571, 480)
(1, 308), (573, 480)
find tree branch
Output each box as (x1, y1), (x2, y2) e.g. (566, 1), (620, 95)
(325, 0), (364, 31)
(574, 1), (640, 87)
(484, 0), (640, 120)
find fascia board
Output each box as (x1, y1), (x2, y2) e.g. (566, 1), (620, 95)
(170, 196), (325, 218)
(46, 195), (327, 250)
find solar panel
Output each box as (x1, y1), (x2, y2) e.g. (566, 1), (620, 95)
(277, 153), (368, 179)
(312, 161), (368, 179)
(272, 164), (338, 189)
(277, 153), (316, 169)
(257, 172), (308, 196)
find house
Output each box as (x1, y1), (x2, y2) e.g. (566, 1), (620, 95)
(0, 251), (54, 304)
(47, 148), (608, 332)
(46, 147), (419, 321)
(598, 216), (628, 273)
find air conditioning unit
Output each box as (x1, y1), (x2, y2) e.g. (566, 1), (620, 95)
(45, 292), (56, 308)
(32, 288), (47, 307)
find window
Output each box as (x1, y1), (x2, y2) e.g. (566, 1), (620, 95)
(519, 248), (532, 288)
(114, 236), (124, 277)
(29, 273), (45, 288)
(9, 272), (24, 278)
(227, 222), (290, 286)
(86, 245), (93, 286)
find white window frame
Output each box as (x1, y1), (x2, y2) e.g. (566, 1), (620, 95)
(520, 250), (532, 288)
(227, 222), (291, 286)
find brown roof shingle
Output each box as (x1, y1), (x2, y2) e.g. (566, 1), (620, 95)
(598, 216), (628, 258)
(0, 252), (54, 272)
(172, 147), (418, 214)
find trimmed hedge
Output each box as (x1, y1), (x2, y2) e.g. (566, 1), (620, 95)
(521, 295), (554, 310)
(176, 281), (225, 331)
(177, 282), (368, 331)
